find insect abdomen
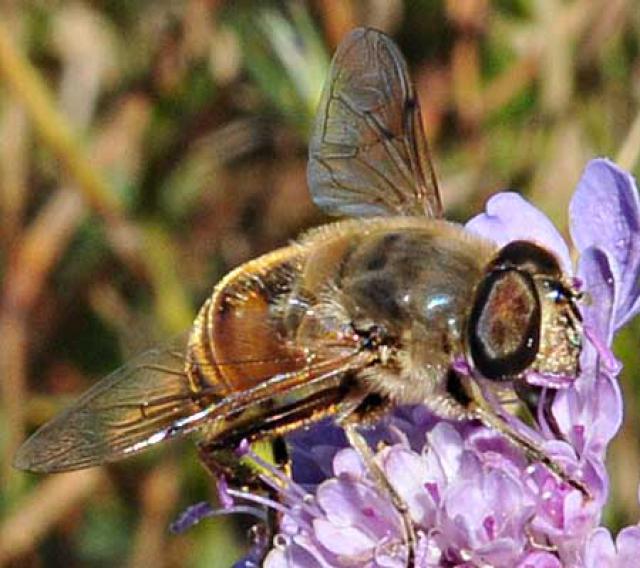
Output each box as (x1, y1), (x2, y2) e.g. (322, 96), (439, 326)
(187, 246), (306, 397)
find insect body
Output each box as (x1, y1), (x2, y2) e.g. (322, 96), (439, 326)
(191, 218), (497, 445)
(15, 27), (584, 539)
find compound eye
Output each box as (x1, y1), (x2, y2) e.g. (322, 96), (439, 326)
(492, 240), (562, 277)
(469, 268), (541, 380)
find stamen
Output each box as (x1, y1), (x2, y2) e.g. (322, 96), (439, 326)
(226, 488), (294, 519)
(235, 439), (309, 501)
(169, 501), (268, 533)
(217, 475), (234, 510)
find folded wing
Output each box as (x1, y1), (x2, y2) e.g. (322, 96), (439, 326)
(308, 27), (443, 219)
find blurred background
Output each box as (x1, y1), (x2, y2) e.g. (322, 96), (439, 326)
(1, 0), (640, 566)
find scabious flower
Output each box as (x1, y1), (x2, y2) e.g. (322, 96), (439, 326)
(200, 158), (640, 567)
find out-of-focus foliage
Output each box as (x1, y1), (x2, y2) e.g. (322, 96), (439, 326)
(0, 1), (639, 566)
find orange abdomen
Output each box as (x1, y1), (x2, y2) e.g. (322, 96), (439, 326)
(186, 246), (308, 399)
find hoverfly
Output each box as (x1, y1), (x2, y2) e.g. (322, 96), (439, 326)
(15, 27), (585, 564)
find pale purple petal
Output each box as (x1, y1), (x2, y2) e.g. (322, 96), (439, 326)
(615, 525), (640, 565)
(569, 158), (640, 328)
(423, 422), (465, 483)
(584, 527), (616, 568)
(587, 374), (623, 454)
(294, 534), (342, 567)
(415, 534), (443, 566)
(560, 486), (599, 536)
(316, 478), (402, 538)
(570, 159), (640, 258)
(381, 446), (437, 526)
(263, 540), (327, 568)
(582, 525), (640, 568)
(552, 371), (622, 458)
(528, 474), (574, 537)
(577, 246), (619, 345)
(332, 447), (366, 480)
(313, 476), (408, 565)
(466, 192), (572, 273)
(437, 469), (530, 565)
(466, 427), (528, 481)
(517, 551), (562, 567)
(312, 520), (376, 556)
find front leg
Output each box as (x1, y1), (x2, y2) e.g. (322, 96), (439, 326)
(336, 393), (417, 568)
(448, 365), (591, 498)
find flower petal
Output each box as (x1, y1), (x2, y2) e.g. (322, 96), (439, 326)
(616, 525), (640, 566)
(332, 447), (366, 480)
(312, 519), (376, 556)
(424, 422), (465, 483)
(569, 158), (640, 328)
(316, 478), (401, 538)
(578, 247), (618, 345)
(552, 371), (622, 459)
(584, 527), (615, 568)
(382, 445), (437, 526)
(517, 551), (562, 567)
(263, 538), (329, 568)
(589, 374), (623, 454)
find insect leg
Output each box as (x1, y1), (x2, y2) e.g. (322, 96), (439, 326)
(342, 422), (416, 567)
(451, 368), (591, 499)
(473, 406), (591, 499)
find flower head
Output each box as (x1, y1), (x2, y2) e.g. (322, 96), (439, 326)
(203, 159), (640, 567)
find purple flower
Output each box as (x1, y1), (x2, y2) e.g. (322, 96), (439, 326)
(584, 525), (640, 567)
(208, 159), (640, 566)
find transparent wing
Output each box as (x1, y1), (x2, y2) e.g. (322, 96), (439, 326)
(308, 27), (443, 219)
(14, 328), (369, 473)
(14, 333), (209, 473)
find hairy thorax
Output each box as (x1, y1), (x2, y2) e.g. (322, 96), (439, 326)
(292, 218), (497, 406)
